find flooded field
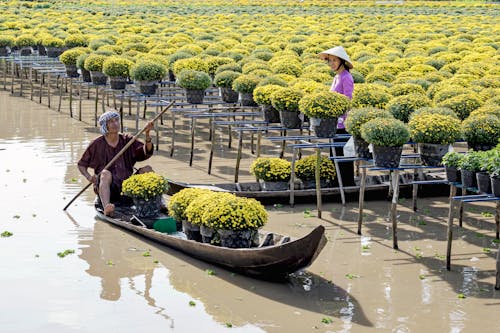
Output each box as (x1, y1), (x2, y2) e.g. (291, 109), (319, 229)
(1, 90), (499, 333)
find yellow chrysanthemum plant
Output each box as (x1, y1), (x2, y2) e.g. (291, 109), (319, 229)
(121, 172), (169, 201)
(167, 188), (213, 222)
(298, 91), (350, 119)
(408, 113), (461, 145)
(250, 157), (291, 182)
(295, 155), (336, 182)
(186, 192), (268, 232)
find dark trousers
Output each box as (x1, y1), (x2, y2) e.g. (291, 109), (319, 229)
(332, 128), (355, 187)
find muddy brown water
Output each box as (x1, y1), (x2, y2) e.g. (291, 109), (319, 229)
(1, 90), (499, 332)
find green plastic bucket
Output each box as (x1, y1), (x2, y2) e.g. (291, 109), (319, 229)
(153, 217), (177, 233)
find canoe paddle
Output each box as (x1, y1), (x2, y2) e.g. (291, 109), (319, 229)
(63, 101), (175, 211)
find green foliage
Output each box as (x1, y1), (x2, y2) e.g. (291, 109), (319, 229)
(387, 93), (431, 123)
(458, 150), (484, 172)
(213, 70), (240, 88)
(295, 155), (336, 181)
(409, 114), (461, 144)
(76, 53), (89, 69)
(483, 147), (500, 176)
(177, 69), (211, 90)
(299, 91), (351, 119)
(130, 60), (167, 81)
(462, 114), (500, 147)
(361, 118), (410, 147)
(102, 56), (134, 77)
(250, 157), (291, 182)
(442, 151), (465, 168)
(345, 107), (393, 138)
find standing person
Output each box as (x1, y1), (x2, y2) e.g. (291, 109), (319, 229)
(319, 46), (355, 186)
(78, 111), (154, 216)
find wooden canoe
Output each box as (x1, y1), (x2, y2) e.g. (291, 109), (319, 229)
(95, 205), (327, 281)
(167, 172), (450, 204)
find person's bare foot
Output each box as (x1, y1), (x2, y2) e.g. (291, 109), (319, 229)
(104, 203), (115, 217)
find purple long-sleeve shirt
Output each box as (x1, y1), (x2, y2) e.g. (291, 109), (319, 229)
(330, 70), (354, 129)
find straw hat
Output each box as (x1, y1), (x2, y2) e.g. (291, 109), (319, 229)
(319, 46), (353, 69)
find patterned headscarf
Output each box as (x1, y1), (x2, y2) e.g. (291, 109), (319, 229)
(98, 111), (120, 135)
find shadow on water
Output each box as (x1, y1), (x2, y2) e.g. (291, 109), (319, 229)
(77, 218), (373, 328)
(321, 202), (500, 298)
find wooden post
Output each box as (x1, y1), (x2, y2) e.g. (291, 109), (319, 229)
(446, 184), (457, 271)
(357, 165), (367, 235)
(78, 82), (82, 121)
(29, 67), (33, 100)
(94, 85), (99, 127)
(412, 183), (418, 212)
(57, 76), (63, 112)
(290, 147), (297, 207)
(496, 244), (500, 290)
(39, 72), (43, 104)
(315, 147), (322, 219)
(256, 130), (262, 157)
(234, 131), (243, 183)
(189, 117), (196, 167)
(10, 61), (15, 94)
(208, 120), (216, 175)
(458, 187), (466, 227)
(170, 110), (176, 157)
(496, 201), (500, 240)
(47, 72), (51, 108)
(279, 129), (286, 159)
(390, 170), (400, 250)
(69, 78), (73, 118)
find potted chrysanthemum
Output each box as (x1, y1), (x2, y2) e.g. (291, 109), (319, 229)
(299, 91), (351, 138)
(121, 172), (169, 218)
(193, 192), (267, 248)
(213, 70), (241, 103)
(176, 69), (212, 104)
(253, 84), (283, 123)
(232, 74), (261, 106)
(250, 157), (291, 191)
(83, 53), (108, 85)
(295, 154), (336, 189)
(130, 60), (167, 96)
(408, 113), (461, 166)
(270, 87), (304, 129)
(345, 107), (393, 159)
(102, 56), (134, 90)
(168, 188), (214, 239)
(59, 48), (88, 78)
(462, 114), (500, 152)
(361, 117), (410, 168)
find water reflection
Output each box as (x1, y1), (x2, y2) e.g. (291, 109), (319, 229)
(77, 218), (373, 330)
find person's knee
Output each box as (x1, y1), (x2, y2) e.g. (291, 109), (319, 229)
(100, 170), (112, 184)
(137, 165), (153, 174)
